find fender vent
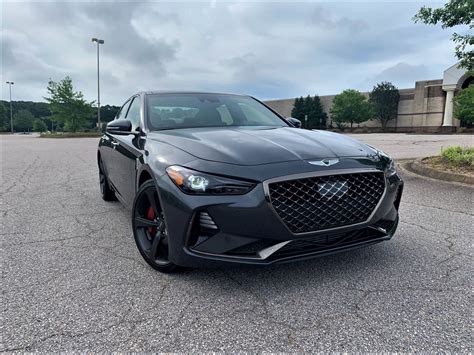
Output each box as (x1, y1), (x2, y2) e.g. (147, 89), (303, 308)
(199, 212), (218, 230)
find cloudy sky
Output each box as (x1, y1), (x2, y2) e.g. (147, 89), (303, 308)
(1, 0), (459, 105)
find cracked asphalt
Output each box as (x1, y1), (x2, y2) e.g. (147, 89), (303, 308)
(1, 133), (472, 352)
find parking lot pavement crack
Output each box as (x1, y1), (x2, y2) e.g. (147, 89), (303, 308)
(346, 286), (462, 294)
(402, 201), (474, 217)
(2, 233), (91, 247)
(223, 270), (311, 347)
(400, 220), (458, 239)
(2, 299), (136, 352)
(401, 221), (471, 264)
(119, 279), (172, 343)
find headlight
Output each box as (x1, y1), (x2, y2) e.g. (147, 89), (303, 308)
(385, 158), (397, 177)
(166, 166), (256, 195)
(366, 144), (396, 176)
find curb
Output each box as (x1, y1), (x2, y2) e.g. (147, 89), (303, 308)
(404, 158), (473, 185)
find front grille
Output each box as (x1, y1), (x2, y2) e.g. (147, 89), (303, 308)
(268, 172), (385, 233)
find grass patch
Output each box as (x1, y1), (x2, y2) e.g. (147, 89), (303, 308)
(40, 132), (102, 138)
(441, 146), (474, 169)
(423, 146), (473, 175)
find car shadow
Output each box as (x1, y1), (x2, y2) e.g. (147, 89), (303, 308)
(174, 241), (402, 292)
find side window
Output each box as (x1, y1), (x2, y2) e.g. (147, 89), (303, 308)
(126, 97), (141, 130)
(117, 100), (131, 120)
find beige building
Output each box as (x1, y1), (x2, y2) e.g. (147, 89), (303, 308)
(265, 63), (473, 133)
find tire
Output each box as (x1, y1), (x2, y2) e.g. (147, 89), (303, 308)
(132, 180), (178, 273)
(99, 158), (116, 201)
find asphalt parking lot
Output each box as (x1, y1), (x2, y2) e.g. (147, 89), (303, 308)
(1, 133), (472, 352)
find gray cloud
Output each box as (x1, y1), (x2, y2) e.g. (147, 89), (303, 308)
(1, 1), (457, 104)
(361, 62), (433, 90)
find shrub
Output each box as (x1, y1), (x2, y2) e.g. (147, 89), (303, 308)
(440, 146), (474, 168)
(454, 85), (474, 124)
(13, 109), (34, 132)
(33, 119), (48, 132)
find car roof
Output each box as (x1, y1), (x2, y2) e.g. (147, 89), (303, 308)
(140, 90), (250, 97)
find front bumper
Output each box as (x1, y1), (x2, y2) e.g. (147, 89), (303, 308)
(156, 169), (403, 268)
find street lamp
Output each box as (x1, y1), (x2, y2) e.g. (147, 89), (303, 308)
(5, 81), (14, 133)
(91, 38), (104, 131)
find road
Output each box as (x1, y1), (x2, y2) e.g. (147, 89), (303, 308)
(1, 133), (472, 352)
(347, 133), (473, 160)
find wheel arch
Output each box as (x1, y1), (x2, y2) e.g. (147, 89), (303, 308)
(137, 166), (156, 189)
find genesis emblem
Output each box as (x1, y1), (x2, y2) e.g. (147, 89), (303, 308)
(308, 158), (339, 167)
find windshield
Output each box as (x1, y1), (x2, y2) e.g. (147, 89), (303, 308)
(146, 93), (288, 130)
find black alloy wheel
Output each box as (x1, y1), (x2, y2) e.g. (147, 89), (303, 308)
(132, 180), (177, 273)
(99, 158), (116, 201)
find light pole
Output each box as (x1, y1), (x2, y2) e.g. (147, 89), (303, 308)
(6, 81), (14, 133)
(91, 38), (104, 131)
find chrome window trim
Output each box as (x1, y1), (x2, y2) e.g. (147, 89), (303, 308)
(262, 168), (388, 236)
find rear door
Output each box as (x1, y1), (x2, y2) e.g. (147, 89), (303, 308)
(110, 95), (144, 207)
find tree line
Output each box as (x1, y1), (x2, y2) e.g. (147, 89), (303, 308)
(0, 76), (120, 133)
(292, 81), (474, 131)
(292, 82), (400, 131)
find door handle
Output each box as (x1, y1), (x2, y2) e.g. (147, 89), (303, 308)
(111, 142), (119, 148)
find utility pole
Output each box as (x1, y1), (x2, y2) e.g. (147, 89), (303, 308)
(91, 38), (104, 131)
(5, 81), (14, 133)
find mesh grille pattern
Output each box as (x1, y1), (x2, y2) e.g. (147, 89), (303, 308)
(268, 172), (385, 233)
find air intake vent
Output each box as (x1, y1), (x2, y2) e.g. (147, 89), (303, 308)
(199, 212), (218, 230)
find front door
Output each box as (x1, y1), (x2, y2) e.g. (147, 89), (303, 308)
(109, 95), (143, 208)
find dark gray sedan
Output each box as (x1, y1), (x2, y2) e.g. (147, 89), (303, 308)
(98, 92), (403, 272)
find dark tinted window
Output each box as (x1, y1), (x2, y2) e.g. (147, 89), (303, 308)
(117, 99), (131, 120)
(146, 94), (287, 131)
(126, 96), (141, 130)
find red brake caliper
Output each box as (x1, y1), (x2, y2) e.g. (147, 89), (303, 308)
(147, 206), (156, 235)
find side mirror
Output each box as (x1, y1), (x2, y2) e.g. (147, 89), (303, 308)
(106, 119), (133, 135)
(286, 117), (302, 128)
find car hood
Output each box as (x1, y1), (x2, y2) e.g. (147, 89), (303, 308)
(148, 126), (375, 166)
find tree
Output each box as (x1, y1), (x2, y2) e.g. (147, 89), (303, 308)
(307, 95), (327, 129)
(369, 82), (400, 131)
(302, 95), (313, 128)
(454, 85), (474, 124)
(13, 109), (34, 132)
(33, 119), (48, 132)
(413, 0), (474, 70)
(330, 89), (372, 130)
(0, 102), (8, 131)
(100, 105), (121, 123)
(45, 76), (93, 132)
(291, 97), (305, 121)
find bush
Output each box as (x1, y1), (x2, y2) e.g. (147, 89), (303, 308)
(40, 132), (102, 138)
(13, 109), (34, 132)
(440, 146), (474, 168)
(454, 85), (474, 124)
(33, 119), (48, 132)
